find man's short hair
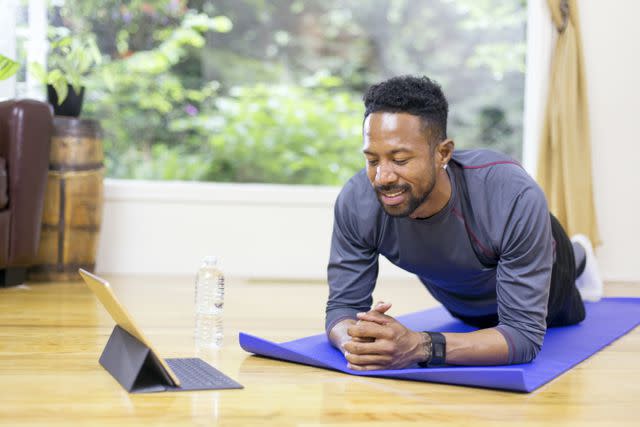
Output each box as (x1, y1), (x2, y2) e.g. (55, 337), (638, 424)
(363, 75), (449, 143)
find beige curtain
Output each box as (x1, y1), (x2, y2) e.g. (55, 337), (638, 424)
(538, 0), (600, 245)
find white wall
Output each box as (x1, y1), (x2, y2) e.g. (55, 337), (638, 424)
(96, 179), (412, 280)
(97, 0), (640, 282)
(97, 180), (336, 278)
(580, 0), (640, 282)
(522, 0), (555, 176)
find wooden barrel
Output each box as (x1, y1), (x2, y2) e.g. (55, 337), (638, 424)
(29, 117), (104, 282)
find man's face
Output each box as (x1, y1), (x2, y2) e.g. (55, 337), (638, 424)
(363, 112), (437, 217)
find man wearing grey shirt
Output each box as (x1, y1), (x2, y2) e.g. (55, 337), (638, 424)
(326, 75), (602, 369)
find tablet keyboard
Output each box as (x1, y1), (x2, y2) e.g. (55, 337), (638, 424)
(166, 358), (243, 390)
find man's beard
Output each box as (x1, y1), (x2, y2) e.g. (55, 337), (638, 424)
(375, 165), (437, 218)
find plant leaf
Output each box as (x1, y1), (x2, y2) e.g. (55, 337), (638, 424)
(70, 75), (82, 95)
(211, 16), (233, 33)
(29, 62), (47, 83)
(0, 55), (20, 81)
(51, 35), (72, 49)
(48, 70), (69, 104)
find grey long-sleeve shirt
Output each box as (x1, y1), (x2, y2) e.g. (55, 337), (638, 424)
(326, 149), (554, 364)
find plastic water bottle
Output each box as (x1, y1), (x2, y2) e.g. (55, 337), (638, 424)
(194, 256), (225, 348)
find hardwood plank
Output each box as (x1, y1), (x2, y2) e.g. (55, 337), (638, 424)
(0, 277), (638, 426)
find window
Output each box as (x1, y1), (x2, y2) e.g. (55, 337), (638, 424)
(0, 0), (47, 100)
(14, 0), (526, 185)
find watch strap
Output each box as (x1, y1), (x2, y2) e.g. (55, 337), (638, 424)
(418, 331), (446, 367)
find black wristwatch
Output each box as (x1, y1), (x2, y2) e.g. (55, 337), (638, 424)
(418, 331), (447, 367)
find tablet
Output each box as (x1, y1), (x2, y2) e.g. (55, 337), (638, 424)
(79, 268), (182, 386)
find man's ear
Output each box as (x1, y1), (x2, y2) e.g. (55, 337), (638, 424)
(436, 139), (455, 168)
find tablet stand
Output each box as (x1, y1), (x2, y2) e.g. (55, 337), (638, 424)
(99, 325), (172, 393)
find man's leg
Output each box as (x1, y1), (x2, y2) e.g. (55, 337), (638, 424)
(573, 240), (587, 277)
(546, 215), (586, 327)
(447, 215), (595, 329)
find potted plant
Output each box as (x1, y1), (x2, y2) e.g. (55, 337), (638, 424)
(31, 29), (101, 117)
(0, 54), (20, 81)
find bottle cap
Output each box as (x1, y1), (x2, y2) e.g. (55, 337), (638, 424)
(202, 255), (218, 266)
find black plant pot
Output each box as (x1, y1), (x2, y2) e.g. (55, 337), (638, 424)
(47, 84), (85, 117)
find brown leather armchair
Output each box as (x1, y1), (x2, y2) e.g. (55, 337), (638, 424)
(0, 100), (53, 286)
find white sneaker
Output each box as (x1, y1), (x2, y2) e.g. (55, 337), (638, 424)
(571, 234), (603, 302)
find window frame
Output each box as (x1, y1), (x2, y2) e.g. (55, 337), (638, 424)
(0, 0), (18, 100)
(0, 0), (47, 101)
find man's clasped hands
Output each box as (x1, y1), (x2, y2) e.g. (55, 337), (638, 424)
(339, 301), (427, 371)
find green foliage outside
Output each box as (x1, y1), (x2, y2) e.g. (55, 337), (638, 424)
(45, 0), (526, 185)
(101, 80), (364, 183)
(168, 82), (363, 184)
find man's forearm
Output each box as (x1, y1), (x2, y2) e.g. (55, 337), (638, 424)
(441, 328), (509, 365)
(331, 314), (510, 367)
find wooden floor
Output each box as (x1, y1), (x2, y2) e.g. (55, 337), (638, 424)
(0, 275), (638, 426)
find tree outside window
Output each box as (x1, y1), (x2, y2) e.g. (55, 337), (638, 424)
(38, 0), (525, 185)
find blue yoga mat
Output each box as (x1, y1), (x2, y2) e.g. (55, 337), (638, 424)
(240, 298), (640, 392)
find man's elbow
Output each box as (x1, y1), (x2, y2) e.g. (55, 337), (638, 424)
(510, 341), (542, 364)
(497, 324), (543, 364)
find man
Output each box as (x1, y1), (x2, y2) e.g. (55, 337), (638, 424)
(326, 75), (602, 370)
